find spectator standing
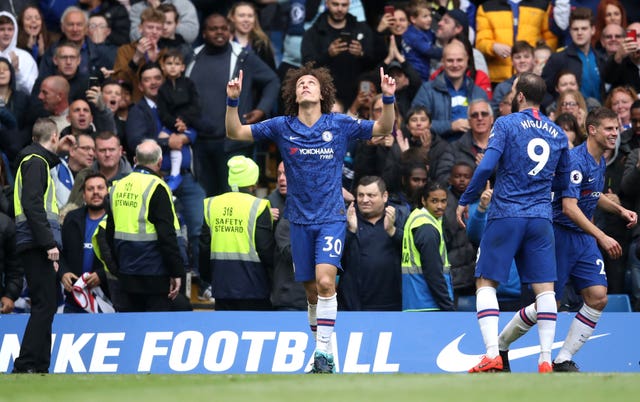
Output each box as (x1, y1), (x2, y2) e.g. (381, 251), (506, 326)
(156, 3), (193, 65)
(444, 161), (477, 296)
(51, 132), (95, 207)
(491, 41), (535, 115)
(113, 7), (166, 103)
(411, 40), (488, 142)
(0, 11), (36, 93)
(475, 0), (557, 84)
(16, 6), (51, 65)
(125, 63), (205, 292)
(129, 0), (199, 45)
(186, 13), (279, 197)
(0, 177), (21, 314)
(0, 56), (30, 162)
(603, 21), (640, 94)
(66, 131), (132, 208)
(403, 105), (455, 185)
(12, 118), (62, 374)
(228, 1), (276, 71)
(339, 176), (402, 311)
(157, 49), (202, 190)
(79, 0), (131, 46)
(542, 7), (606, 103)
(301, 0), (375, 107)
(452, 99), (493, 169)
(268, 161), (308, 311)
(38, 7), (112, 80)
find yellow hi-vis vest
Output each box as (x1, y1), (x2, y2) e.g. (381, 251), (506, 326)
(109, 171), (180, 276)
(204, 192), (270, 261)
(401, 207), (452, 311)
(203, 192), (272, 299)
(14, 153), (61, 247)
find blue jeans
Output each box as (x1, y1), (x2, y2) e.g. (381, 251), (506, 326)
(173, 172), (205, 275)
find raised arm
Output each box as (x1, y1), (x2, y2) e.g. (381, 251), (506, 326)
(372, 67), (397, 137)
(225, 70), (255, 142)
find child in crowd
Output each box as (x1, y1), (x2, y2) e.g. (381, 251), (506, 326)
(533, 42), (552, 76)
(156, 49), (202, 190)
(401, 0), (442, 81)
(157, 3), (193, 65)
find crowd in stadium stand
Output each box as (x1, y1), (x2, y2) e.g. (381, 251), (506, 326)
(1, 0), (640, 322)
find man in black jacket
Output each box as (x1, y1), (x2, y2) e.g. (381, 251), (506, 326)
(59, 172), (110, 313)
(12, 118), (62, 374)
(186, 13), (279, 197)
(542, 8), (607, 102)
(301, 0), (375, 107)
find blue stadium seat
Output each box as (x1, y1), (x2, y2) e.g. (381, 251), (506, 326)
(457, 296), (477, 312)
(603, 294), (632, 312)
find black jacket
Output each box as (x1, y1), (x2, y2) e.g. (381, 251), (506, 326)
(301, 11), (375, 106)
(541, 43), (607, 99)
(14, 142), (60, 252)
(603, 55), (640, 94)
(0, 209), (22, 301)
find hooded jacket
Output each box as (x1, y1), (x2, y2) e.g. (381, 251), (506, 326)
(0, 11), (37, 93)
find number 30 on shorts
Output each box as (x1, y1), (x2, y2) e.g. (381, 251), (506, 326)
(323, 236), (343, 256)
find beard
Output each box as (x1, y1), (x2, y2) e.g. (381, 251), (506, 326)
(87, 200), (105, 211)
(511, 95), (520, 114)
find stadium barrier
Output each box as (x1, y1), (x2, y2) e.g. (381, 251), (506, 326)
(1, 311), (638, 374)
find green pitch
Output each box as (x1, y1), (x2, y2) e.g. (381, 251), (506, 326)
(1, 373), (638, 402)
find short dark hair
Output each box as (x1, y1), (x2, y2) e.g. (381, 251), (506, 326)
(570, 7), (594, 27)
(157, 3), (179, 21)
(421, 180), (446, 199)
(586, 107), (619, 131)
(0, 15), (13, 27)
(138, 61), (162, 80)
(357, 176), (387, 194)
(95, 131), (120, 144)
(406, 105), (431, 122)
(161, 48), (185, 64)
(516, 72), (546, 106)
(632, 100), (640, 111)
(451, 161), (475, 173)
(83, 172), (108, 191)
(512, 41), (534, 56)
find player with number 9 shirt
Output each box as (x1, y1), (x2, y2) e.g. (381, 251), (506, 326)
(456, 73), (570, 373)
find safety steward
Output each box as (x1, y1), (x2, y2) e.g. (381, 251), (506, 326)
(106, 139), (186, 311)
(401, 184), (455, 312)
(200, 155), (274, 310)
(12, 118), (62, 374)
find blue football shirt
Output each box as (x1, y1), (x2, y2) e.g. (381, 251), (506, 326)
(552, 142), (606, 231)
(252, 113), (374, 224)
(486, 108), (569, 221)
